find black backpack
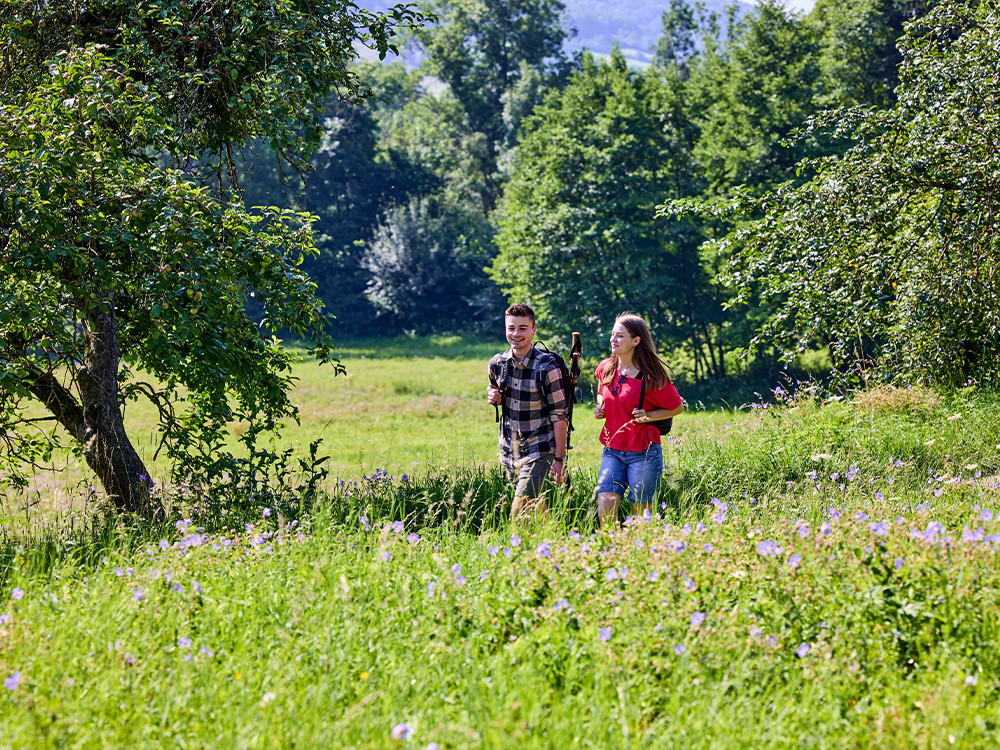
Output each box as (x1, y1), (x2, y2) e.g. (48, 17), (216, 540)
(637, 372), (673, 435)
(494, 336), (581, 446)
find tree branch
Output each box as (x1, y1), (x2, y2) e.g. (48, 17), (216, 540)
(23, 369), (87, 444)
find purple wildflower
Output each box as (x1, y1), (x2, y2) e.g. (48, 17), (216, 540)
(11, 588), (23, 601)
(4, 671), (19, 691)
(598, 627), (612, 642)
(674, 643), (686, 655)
(391, 723), (410, 740)
(796, 643), (811, 658)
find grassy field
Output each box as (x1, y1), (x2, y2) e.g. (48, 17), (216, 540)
(9, 335), (731, 526)
(3, 340), (1000, 747)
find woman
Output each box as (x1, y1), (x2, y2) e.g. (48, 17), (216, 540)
(594, 313), (684, 525)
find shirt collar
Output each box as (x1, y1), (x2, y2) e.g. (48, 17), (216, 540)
(505, 345), (537, 366)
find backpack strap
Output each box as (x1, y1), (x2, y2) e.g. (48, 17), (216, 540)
(637, 371), (673, 435)
(494, 356), (510, 423)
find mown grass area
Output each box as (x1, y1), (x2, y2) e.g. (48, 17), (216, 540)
(3, 372), (1000, 746)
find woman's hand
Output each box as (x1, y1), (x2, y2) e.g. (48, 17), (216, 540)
(631, 408), (648, 423)
(594, 402), (605, 419)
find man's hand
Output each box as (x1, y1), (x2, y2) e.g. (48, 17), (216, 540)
(487, 386), (501, 405)
(550, 460), (566, 485)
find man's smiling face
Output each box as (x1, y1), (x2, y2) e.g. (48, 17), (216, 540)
(505, 315), (536, 357)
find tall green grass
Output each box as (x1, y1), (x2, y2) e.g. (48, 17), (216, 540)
(4, 344), (1000, 747)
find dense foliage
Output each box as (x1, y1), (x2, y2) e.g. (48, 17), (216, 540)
(667, 0), (999, 385)
(258, 0), (949, 387)
(0, 0), (427, 514)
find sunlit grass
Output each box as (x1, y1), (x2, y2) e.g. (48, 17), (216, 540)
(3, 367), (1000, 745)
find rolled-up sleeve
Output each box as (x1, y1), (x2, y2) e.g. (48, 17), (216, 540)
(545, 365), (569, 422)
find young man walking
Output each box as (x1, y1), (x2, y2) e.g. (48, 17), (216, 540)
(487, 304), (568, 519)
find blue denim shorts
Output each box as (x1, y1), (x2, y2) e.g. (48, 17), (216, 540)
(596, 443), (663, 505)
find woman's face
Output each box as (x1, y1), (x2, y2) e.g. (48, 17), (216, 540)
(609, 322), (640, 357)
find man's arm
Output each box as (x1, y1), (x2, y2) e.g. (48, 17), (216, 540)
(551, 417), (568, 484)
(487, 359), (501, 405)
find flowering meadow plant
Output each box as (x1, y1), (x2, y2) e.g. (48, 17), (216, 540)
(1, 387), (999, 746)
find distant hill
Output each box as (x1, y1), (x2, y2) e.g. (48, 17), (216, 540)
(361, 1), (751, 68)
(563, 0), (747, 66)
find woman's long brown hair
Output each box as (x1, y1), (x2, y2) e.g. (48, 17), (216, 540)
(599, 313), (673, 391)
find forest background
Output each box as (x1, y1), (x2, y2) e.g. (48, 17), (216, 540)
(235, 0), (988, 395)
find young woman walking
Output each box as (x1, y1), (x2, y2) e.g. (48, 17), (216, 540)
(593, 313), (684, 525)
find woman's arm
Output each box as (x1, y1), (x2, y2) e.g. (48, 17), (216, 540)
(632, 403), (684, 423)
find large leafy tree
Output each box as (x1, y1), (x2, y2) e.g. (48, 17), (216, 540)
(413, 0), (572, 208)
(809, 0), (930, 109)
(666, 0), (1000, 385)
(0, 0), (426, 516)
(685, 0), (823, 196)
(491, 52), (721, 367)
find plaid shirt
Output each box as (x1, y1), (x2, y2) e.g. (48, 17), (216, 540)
(488, 346), (568, 468)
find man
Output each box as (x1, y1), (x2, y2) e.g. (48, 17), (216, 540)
(487, 304), (568, 519)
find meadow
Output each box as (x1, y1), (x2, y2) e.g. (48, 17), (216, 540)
(2, 339), (1000, 747)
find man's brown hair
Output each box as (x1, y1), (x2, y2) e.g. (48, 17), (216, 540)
(505, 304), (535, 324)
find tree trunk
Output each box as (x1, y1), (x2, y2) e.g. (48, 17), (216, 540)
(77, 294), (160, 518)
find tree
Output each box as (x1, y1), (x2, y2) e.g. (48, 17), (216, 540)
(685, 0), (823, 195)
(413, 0), (572, 208)
(809, 0), (930, 109)
(236, 64), (440, 332)
(362, 196), (501, 333)
(654, 0), (704, 79)
(664, 0), (1000, 385)
(491, 52), (722, 369)
(0, 1), (427, 515)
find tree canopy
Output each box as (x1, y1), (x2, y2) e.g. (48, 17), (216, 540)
(664, 0), (1000, 385)
(0, 0), (427, 515)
